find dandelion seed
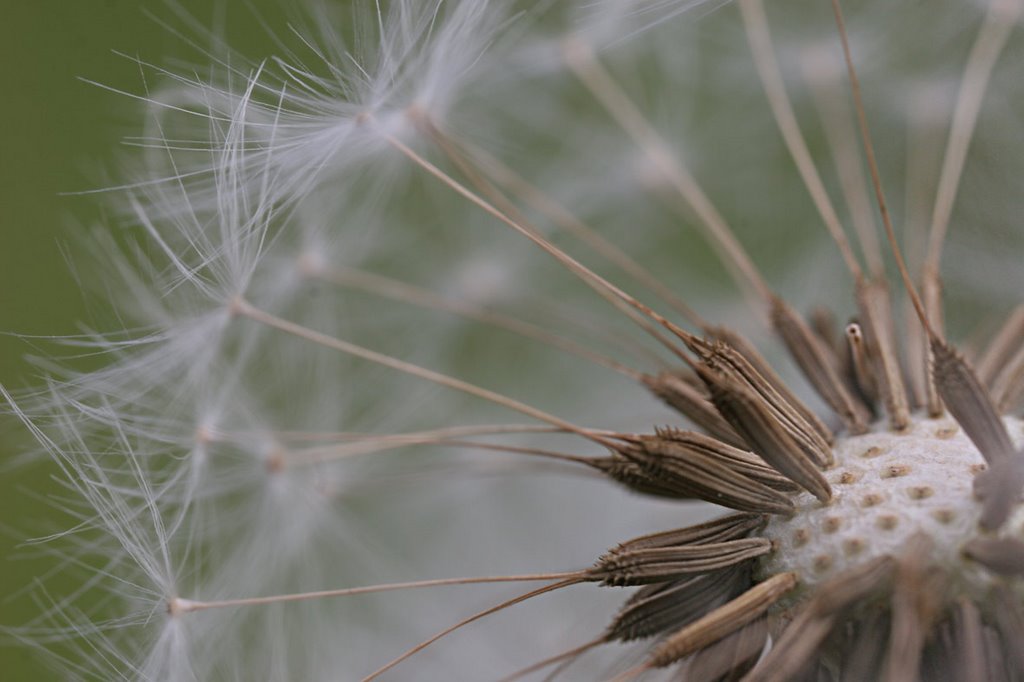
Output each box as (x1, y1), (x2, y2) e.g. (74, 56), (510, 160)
(7, 0), (1024, 679)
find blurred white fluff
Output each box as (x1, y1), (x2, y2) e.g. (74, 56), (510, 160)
(131, 0), (520, 225)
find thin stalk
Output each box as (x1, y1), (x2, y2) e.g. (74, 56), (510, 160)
(563, 37), (773, 310)
(170, 573), (581, 615)
(740, 0), (863, 278)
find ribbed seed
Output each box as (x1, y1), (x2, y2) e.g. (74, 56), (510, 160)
(701, 366), (832, 503)
(771, 296), (871, 433)
(654, 427), (801, 492)
(589, 538), (772, 586)
(608, 568), (746, 642)
(931, 338), (1015, 464)
(642, 371), (746, 448)
(709, 325), (834, 445)
(619, 436), (796, 514)
(589, 456), (702, 500)
(696, 339), (834, 467)
(606, 513), (765, 553)
(930, 337), (1023, 529)
(646, 571), (798, 667)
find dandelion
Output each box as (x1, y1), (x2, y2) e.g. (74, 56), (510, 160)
(6, 0), (1024, 679)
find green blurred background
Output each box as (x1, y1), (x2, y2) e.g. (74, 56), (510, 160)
(0, 3), (289, 677)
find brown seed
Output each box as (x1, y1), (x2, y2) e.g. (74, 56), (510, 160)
(700, 365), (832, 503)
(642, 372), (746, 448)
(647, 425), (798, 489)
(695, 339), (834, 467)
(590, 538), (773, 586)
(811, 555), (895, 614)
(972, 454), (1024, 530)
(708, 325), (835, 445)
(608, 568), (746, 642)
(590, 457), (695, 500)
(679, 619), (767, 681)
(746, 556), (896, 682)
(615, 437), (797, 515)
(647, 572), (799, 667)
(809, 307), (844, 361)
(770, 296), (871, 433)
(653, 427), (801, 492)
(931, 337), (1015, 465)
(855, 279), (911, 431)
(609, 513), (766, 553)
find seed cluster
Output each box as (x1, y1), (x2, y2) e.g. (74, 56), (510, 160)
(761, 416), (1024, 598)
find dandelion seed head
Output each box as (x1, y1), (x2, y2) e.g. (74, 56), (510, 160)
(10, 0), (1024, 679)
(761, 414), (1024, 597)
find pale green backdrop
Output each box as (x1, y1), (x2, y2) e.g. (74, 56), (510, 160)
(0, 3), (286, 678)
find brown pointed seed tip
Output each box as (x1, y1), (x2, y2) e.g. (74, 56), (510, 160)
(654, 426), (802, 493)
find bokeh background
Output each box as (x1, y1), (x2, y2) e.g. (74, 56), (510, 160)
(0, 3), (291, 677)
